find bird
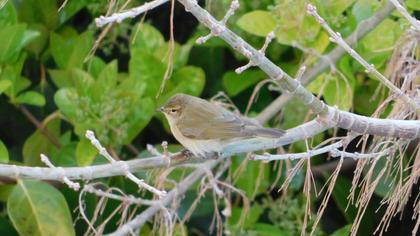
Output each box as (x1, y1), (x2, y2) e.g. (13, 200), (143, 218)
(158, 93), (285, 157)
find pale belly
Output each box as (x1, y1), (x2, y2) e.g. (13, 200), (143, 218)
(168, 120), (222, 156)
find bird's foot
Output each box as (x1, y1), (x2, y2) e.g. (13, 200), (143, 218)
(181, 149), (194, 158)
(209, 151), (220, 160)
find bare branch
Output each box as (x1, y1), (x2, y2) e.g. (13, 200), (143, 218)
(235, 31), (275, 74)
(251, 140), (344, 162)
(390, 0), (420, 31)
(85, 130), (167, 198)
(196, 0), (240, 44)
(329, 148), (391, 159)
(82, 183), (160, 206)
(95, 0), (169, 27)
(40, 154), (80, 191)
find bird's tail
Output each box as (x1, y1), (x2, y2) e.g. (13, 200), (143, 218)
(253, 127), (285, 138)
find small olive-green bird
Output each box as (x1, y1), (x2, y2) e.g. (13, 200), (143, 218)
(159, 93), (285, 157)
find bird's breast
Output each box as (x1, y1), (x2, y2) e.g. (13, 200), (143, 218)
(169, 120), (222, 156)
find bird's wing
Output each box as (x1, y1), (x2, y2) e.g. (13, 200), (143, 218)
(177, 104), (284, 140)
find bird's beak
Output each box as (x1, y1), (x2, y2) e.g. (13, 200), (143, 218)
(156, 107), (164, 113)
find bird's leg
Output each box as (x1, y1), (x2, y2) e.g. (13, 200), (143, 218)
(209, 151), (221, 160)
(181, 149), (194, 158)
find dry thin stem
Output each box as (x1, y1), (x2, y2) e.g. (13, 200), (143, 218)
(106, 160), (220, 236)
(235, 31), (275, 74)
(95, 0), (169, 27)
(251, 140), (345, 162)
(83, 183), (160, 206)
(40, 154), (80, 191)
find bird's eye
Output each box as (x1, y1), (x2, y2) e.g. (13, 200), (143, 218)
(170, 109), (177, 113)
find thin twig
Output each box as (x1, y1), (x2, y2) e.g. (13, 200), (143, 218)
(85, 130), (167, 198)
(95, 0), (169, 27)
(390, 0), (420, 31)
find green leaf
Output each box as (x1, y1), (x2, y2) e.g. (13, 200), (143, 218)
(250, 223), (290, 236)
(0, 215), (18, 236)
(156, 66), (206, 107)
(0, 140), (9, 163)
(352, 0), (380, 23)
(0, 24), (39, 63)
(232, 157), (270, 199)
(360, 19), (402, 68)
(131, 23), (165, 54)
(329, 176), (357, 222)
(323, 73), (354, 111)
(90, 60), (118, 101)
(282, 97), (308, 129)
(59, 0), (90, 24)
(8, 180), (75, 236)
(223, 70), (265, 96)
(0, 54), (29, 98)
(0, 80), (12, 95)
(353, 79), (381, 116)
(0, 185), (14, 202)
(229, 205), (264, 229)
(25, 24), (49, 56)
(237, 10), (276, 37)
(318, 0), (355, 16)
(271, 0), (320, 46)
(0, 1), (17, 25)
(362, 19), (402, 51)
(76, 139), (98, 166)
(54, 88), (79, 121)
(50, 31), (93, 69)
(406, 0), (420, 10)
(331, 225), (352, 236)
(313, 0), (355, 27)
(16, 91), (46, 106)
(53, 143), (77, 167)
(88, 56), (107, 79)
(48, 69), (72, 88)
(18, 0), (59, 30)
(123, 97), (155, 144)
(131, 23), (192, 69)
(22, 119), (60, 166)
(129, 48), (166, 97)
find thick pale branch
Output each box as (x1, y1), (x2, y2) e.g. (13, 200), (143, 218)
(0, 119), (328, 181)
(252, 140), (344, 162)
(176, 0), (420, 139)
(330, 149), (390, 159)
